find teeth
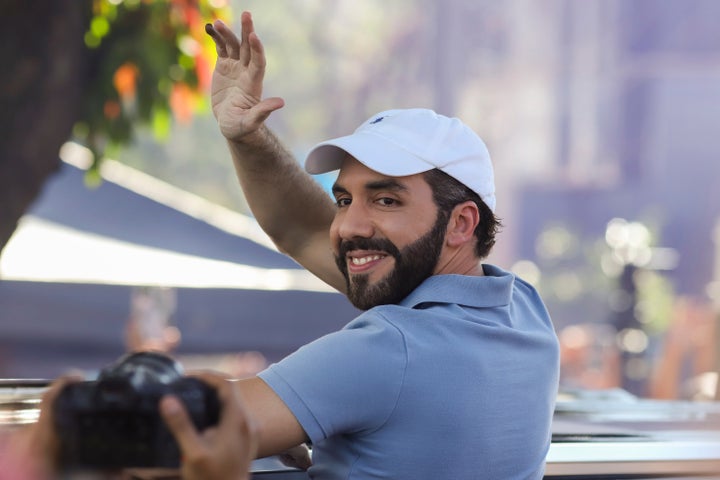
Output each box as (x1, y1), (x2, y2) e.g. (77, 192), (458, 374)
(351, 255), (382, 266)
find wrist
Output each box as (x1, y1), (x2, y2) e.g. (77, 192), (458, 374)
(226, 125), (297, 175)
(227, 124), (272, 150)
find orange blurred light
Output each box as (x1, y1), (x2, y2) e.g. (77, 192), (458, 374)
(170, 83), (195, 123)
(103, 100), (121, 119)
(113, 62), (139, 101)
(195, 53), (211, 91)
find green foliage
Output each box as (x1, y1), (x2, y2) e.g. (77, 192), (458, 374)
(529, 218), (676, 335)
(73, 0), (230, 175)
(635, 269), (675, 335)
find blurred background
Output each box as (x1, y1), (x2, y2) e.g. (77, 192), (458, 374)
(1, 0), (719, 401)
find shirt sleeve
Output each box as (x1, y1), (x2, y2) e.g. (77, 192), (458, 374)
(257, 312), (408, 444)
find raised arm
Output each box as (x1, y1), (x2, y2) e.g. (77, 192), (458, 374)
(205, 14), (345, 292)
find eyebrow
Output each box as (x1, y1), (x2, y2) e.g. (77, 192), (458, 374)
(332, 179), (409, 196)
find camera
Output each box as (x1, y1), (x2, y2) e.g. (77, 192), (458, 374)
(53, 351), (220, 470)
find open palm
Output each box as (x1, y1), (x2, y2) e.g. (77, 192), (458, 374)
(206, 13), (284, 141)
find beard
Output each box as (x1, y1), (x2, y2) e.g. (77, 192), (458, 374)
(335, 211), (449, 310)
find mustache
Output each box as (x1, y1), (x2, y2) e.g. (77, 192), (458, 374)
(338, 237), (401, 260)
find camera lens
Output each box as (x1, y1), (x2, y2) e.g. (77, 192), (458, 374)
(99, 351), (183, 389)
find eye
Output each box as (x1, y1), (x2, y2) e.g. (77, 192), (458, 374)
(335, 197), (352, 208)
(376, 197), (397, 207)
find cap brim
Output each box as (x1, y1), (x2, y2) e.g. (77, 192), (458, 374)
(305, 131), (436, 177)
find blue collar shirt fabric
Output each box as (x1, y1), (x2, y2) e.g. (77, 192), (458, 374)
(258, 264), (560, 479)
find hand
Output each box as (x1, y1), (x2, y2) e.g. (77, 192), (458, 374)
(160, 373), (258, 480)
(2, 375), (82, 479)
(278, 443), (312, 471)
(205, 12), (284, 142)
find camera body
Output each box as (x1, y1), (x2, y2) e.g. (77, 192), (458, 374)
(53, 352), (219, 469)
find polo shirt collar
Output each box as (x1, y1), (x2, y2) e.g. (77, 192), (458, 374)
(399, 264), (514, 309)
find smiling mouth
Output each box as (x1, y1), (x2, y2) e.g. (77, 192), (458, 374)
(346, 252), (390, 274)
(350, 254), (384, 266)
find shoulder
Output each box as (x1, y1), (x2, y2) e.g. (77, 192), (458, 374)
(269, 309), (409, 380)
(259, 310), (410, 438)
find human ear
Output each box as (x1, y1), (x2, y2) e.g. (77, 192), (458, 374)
(445, 201), (480, 248)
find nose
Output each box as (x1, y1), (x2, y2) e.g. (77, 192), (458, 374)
(334, 202), (375, 241)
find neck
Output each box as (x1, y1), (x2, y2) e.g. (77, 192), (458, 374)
(434, 247), (484, 277)
(462, 262), (485, 276)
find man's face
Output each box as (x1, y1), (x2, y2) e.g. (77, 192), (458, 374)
(330, 157), (447, 310)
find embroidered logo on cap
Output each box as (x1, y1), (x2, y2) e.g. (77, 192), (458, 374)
(369, 116), (385, 125)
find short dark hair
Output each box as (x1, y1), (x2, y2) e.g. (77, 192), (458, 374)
(423, 169), (502, 259)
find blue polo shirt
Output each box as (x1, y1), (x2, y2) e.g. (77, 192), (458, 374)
(258, 264), (559, 479)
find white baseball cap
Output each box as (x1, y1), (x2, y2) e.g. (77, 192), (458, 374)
(304, 108), (496, 212)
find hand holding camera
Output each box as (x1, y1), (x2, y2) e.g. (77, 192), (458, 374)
(45, 351), (256, 479)
(159, 371), (258, 480)
(53, 351), (219, 469)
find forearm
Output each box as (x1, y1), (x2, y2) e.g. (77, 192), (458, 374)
(226, 126), (345, 291)
(228, 126), (332, 243)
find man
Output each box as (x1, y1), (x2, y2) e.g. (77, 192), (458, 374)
(13, 10), (558, 480)
(203, 11), (560, 480)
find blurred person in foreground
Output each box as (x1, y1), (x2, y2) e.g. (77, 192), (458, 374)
(0, 372), (257, 480)
(201, 10), (560, 480)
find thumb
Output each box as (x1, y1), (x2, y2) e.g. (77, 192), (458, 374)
(249, 97), (285, 124)
(159, 395), (202, 455)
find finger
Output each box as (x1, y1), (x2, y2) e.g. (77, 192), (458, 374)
(246, 97), (285, 125)
(279, 444), (312, 470)
(238, 11), (255, 65)
(246, 32), (267, 83)
(214, 18), (241, 61)
(160, 395), (203, 455)
(34, 374), (84, 467)
(37, 375), (83, 436)
(205, 23), (227, 58)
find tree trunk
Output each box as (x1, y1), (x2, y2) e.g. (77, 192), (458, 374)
(0, 1), (91, 257)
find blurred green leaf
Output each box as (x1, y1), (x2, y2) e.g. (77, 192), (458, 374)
(75, 0), (231, 170)
(152, 108), (172, 139)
